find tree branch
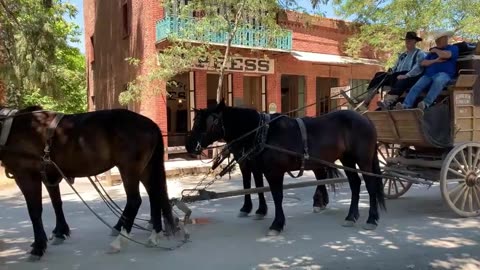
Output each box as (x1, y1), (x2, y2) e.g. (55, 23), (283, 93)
(0, 0), (20, 26)
(215, 0), (247, 103)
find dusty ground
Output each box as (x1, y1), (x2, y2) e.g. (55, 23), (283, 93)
(1, 171), (479, 270)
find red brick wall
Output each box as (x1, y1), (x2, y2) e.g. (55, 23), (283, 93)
(195, 70), (207, 109)
(84, 4), (385, 155)
(279, 11), (376, 59)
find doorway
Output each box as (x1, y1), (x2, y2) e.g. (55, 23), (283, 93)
(316, 77), (339, 115)
(243, 76), (262, 111)
(166, 73), (190, 147)
(281, 75), (306, 117)
(207, 74), (229, 108)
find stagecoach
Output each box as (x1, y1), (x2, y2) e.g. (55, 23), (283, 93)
(363, 44), (480, 217)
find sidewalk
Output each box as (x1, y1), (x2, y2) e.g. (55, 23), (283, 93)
(0, 158), (232, 188)
(101, 158), (232, 186)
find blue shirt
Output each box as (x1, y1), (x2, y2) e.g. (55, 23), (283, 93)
(424, 45), (459, 77)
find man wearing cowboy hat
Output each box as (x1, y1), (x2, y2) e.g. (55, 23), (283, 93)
(365, 31), (426, 109)
(396, 29), (458, 110)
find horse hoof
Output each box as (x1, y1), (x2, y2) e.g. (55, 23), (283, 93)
(146, 239), (156, 248)
(106, 246), (121, 254)
(363, 223), (377, 231)
(342, 220), (355, 227)
(313, 206), (326, 213)
(253, 214), (265, 220)
(27, 254), (41, 262)
(50, 237), (65, 245)
(267, 229), (281, 236)
(110, 228), (120, 237)
(238, 211), (249, 218)
(146, 222), (154, 231)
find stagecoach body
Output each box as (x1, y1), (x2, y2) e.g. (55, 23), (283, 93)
(363, 48), (480, 217)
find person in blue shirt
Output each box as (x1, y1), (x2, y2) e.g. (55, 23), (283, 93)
(396, 30), (459, 110)
(366, 31), (426, 109)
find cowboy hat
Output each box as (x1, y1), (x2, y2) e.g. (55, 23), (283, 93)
(402, 31), (422, 42)
(431, 29), (454, 40)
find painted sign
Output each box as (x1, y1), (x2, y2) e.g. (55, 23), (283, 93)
(455, 93), (473, 106)
(330, 86), (351, 99)
(193, 56), (274, 74)
(268, 103), (277, 113)
(166, 80), (187, 100)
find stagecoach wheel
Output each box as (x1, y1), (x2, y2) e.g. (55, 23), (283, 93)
(378, 143), (413, 199)
(440, 142), (480, 217)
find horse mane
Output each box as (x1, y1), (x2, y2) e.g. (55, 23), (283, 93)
(222, 106), (261, 145)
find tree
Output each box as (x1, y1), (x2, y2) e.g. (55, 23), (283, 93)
(120, 0), (296, 105)
(322, 0), (480, 67)
(0, 0), (86, 112)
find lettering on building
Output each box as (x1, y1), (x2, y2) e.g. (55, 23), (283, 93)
(194, 56), (274, 74)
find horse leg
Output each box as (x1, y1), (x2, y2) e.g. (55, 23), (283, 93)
(15, 174), (48, 261)
(253, 166), (267, 219)
(109, 170), (142, 253)
(312, 168), (329, 213)
(359, 156), (385, 230)
(45, 182), (70, 245)
(340, 158), (361, 227)
(238, 162), (253, 217)
(265, 172), (285, 236)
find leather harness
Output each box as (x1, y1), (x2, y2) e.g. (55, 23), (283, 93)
(0, 109), (68, 186)
(286, 118), (309, 178)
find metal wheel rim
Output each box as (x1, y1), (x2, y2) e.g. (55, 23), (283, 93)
(440, 142), (480, 217)
(378, 143), (413, 199)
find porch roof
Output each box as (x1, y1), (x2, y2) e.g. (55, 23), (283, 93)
(291, 50), (382, 66)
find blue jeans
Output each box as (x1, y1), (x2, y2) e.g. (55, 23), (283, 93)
(402, 72), (452, 108)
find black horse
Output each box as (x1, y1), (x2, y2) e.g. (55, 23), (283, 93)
(0, 106), (175, 260)
(186, 100), (385, 235)
(220, 129), (338, 220)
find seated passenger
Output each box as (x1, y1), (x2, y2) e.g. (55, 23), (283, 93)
(395, 30), (459, 110)
(365, 31), (426, 108)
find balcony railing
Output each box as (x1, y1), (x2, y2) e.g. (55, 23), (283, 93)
(156, 16), (292, 51)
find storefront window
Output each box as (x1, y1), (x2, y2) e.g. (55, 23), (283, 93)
(350, 79), (370, 106)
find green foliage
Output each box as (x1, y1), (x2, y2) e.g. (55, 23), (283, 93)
(329, 0), (480, 67)
(120, 0), (293, 105)
(0, 0), (86, 113)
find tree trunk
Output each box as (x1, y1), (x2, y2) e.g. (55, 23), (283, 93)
(215, 0), (247, 103)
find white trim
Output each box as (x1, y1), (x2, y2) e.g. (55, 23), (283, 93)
(291, 50), (382, 66)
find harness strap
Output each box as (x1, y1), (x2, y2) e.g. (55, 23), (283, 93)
(41, 113), (70, 186)
(0, 109), (18, 146)
(287, 118), (309, 179)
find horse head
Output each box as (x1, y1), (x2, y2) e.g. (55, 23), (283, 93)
(185, 99), (227, 155)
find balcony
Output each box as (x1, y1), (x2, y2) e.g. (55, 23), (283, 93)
(156, 16), (292, 51)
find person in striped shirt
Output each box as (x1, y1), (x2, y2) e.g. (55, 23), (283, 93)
(366, 32), (427, 110)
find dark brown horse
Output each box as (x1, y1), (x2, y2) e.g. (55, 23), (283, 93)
(186, 100), (385, 236)
(0, 106), (175, 261)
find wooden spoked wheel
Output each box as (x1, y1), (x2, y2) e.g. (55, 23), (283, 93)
(378, 143), (413, 199)
(440, 142), (480, 217)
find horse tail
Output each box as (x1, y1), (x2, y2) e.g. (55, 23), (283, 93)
(149, 128), (176, 234)
(372, 144), (386, 211)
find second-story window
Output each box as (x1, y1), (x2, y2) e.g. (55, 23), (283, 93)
(122, 0), (130, 39)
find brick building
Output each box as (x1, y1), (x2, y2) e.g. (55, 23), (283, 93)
(84, 0), (383, 158)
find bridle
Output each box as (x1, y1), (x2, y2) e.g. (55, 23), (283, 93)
(193, 112), (225, 153)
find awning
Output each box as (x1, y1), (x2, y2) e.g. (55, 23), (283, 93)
(291, 50), (382, 66)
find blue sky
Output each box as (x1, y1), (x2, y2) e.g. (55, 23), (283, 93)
(65, 0), (342, 55)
